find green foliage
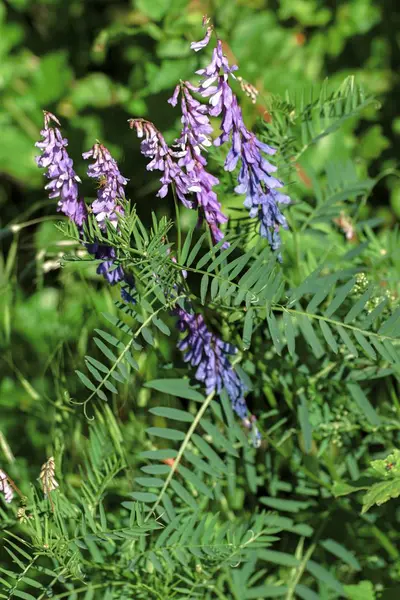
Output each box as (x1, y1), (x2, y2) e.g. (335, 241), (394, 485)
(1, 0), (400, 599)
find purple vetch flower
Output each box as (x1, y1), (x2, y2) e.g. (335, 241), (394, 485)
(191, 29), (290, 251)
(35, 113), (132, 296)
(176, 306), (260, 446)
(86, 242), (125, 285)
(83, 143), (129, 285)
(176, 306), (261, 445)
(190, 26), (213, 52)
(169, 82), (228, 245)
(0, 470), (14, 504)
(36, 111), (87, 226)
(82, 143), (128, 228)
(129, 118), (201, 208)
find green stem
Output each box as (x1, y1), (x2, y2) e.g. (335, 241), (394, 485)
(146, 390), (215, 520)
(172, 185), (182, 259)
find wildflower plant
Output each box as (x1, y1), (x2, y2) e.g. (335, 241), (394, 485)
(2, 16), (400, 600)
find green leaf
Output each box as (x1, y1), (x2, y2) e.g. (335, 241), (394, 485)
(260, 497), (312, 513)
(298, 396), (313, 454)
(179, 227), (194, 264)
(353, 330), (376, 359)
(362, 478), (400, 513)
(336, 325), (359, 356)
(243, 308), (254, 350)
(306, 560), (344, 594)
(347, 383), (380, 426)
(145, 379), (204, 401)
(130, 492), (159, 503)
(283, 311), (296, 356)
(94, 338), (117, 362)
(146, 427), (185, 441)
(297, 314), (324, 358)
(319, 320), (338, 353)
(186, 233), (207, 267)
(267, 311), (282, 355)
(200, 274), (209, 305)
(320, 539), (360, 570)
(258, 549), (300, 567)
(345, 287), (374, 323)
(149, 407), (194, 422)
(343, 581), (376, 600)
(324, 278), (355, 317)
(152, 317), (171, 336)
(76, 370), (96, 392)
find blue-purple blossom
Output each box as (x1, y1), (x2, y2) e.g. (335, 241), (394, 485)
(85, 242), (125, 285)
(82, 143), (130, 286)
(176, 306), (260, 446)
(190, 25), (213, 52)
(169, 82), (228, 245)
(36, 111), (87, 226)
(129, 118), (201, 208)
(36, 113), (132, 294)
(83, 143), (128, 228)
(191, 29), (290, 251)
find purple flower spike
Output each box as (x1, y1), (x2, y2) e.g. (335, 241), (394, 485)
(83, 143), (129, 284)
(175, 306), (261, 446)
(129, 118), (201, 209)
(83, 143), (128, 228)
(36, 111), (87, 226)
(191, 32), (290, 251)
(176, 307), (247, 418)
(169, 83), (228, 245)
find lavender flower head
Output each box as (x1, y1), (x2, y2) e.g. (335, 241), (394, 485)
(191, 23), (290, 251)
(169, 82), (228, 245)
(82, 143), (129, 285)
(0, 470), (14, 504)
(129, 118), (201, 208)
(83, 142), (128, 227)
(36, 113), (129, 290)
(36, 111), (86, 226)
(176, 306), (261, 446)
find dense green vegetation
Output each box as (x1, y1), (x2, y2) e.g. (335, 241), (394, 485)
(1, 1), (400, 598)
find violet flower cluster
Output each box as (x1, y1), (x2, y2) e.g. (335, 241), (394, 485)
(36, 112), (131, 292)
(128, 118), (200, 209)
(176, 306), (261, 446)
(191, 27), (290, 251)
(83, 142), (128, 286)
(83, 142), (128, 228)
(168, 82), (228, 245)
(35, 111), (87, 226)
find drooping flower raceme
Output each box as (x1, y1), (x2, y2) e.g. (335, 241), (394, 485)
(176, 306), (260, 446)
(36, 113), (131, 291)
(191, 31), (290, 251)
(36, 111), (87, 226)
(83, 142), (128, 285)
(169, 82), (228, 245)
(82, 143), (128, 228)
(129, 118), (201, 208)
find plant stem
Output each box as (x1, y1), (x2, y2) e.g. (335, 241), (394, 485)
(146, 390), (215, 520)
(172, 185), (182, 259)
